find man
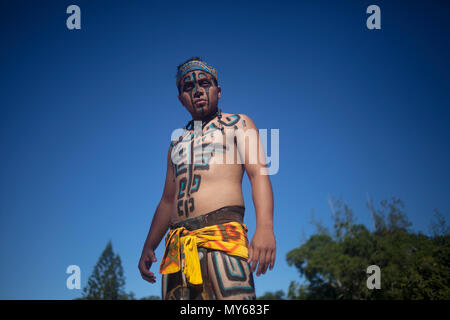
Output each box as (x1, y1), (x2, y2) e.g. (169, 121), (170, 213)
(138, 57), (276, 300)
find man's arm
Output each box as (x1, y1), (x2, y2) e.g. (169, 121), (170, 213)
(235, 114), (276, 276)
(138, 145), (175, 283)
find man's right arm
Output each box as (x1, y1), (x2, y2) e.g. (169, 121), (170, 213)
(138, 145), (175, 283)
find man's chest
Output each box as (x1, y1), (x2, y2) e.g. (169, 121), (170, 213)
(170, 126), (240, 175)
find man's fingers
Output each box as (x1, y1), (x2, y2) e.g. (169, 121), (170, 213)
(269, 249), (276, 270)
(141, 273), (156, 283)
(140, 257), (152, 270)
(256, 249), (268, 276)
(250, 247), (260, 272)
(259, 250), (271, 275)
(139, 264), (156, 283)
(139, 259), (156, 281)
(138, 249), (157, 283)
(140, 267), (154, 279)
(141, 271), (155, 280)
(248, 246), (253, 265)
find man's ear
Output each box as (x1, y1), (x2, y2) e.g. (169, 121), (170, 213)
(178, 95), (184, 106)
(217, 86), (222, 99)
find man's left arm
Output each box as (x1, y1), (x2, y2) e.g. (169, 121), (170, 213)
(235, 114), (276, 276)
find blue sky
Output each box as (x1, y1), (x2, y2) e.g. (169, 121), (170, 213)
(1, 0), (449, 299)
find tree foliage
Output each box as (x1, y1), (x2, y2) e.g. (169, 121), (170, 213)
(140, 295), (161, 300)
(286, 197), (450, 300)
(257, 290), (286, 300)
(80, 240), (134, 300)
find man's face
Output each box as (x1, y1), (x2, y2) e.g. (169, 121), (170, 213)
(178, 70), (221, 119)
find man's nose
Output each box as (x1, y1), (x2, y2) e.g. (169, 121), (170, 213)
(193, 85), (203, 97)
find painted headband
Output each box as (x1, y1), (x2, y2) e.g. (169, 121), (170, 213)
(176, 60), (218, 88)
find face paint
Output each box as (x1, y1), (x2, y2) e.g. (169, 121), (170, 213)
(191, 72), (205, 115)
(182, 73), (200, 115)
(198, 72), (212, 115)
(182, 71), (215, 118)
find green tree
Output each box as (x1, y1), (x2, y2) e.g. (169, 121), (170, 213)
(257, 290), (285, 300)
(286, 196), (450, 300)
(429, 209), (450, 237)
(140, 295), (161, 300)
(80, 240), (133, 300)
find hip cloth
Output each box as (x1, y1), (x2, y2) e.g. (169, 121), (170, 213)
(160, 205), (256, 300)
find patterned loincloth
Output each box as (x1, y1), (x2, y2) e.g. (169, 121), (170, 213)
(160, 206), (256, 300)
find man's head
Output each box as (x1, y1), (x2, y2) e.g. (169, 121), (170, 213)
(176, 57), (221, 120)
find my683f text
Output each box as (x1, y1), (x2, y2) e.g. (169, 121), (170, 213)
(224, 304), (269, 315)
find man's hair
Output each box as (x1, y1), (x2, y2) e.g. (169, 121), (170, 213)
(176, 56), (218, 94)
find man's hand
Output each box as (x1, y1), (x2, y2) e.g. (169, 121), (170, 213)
(248, 227), (276, 276)
(138, 247), (157, 283)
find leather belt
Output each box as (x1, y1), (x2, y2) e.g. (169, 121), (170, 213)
(170, 205), (245, 231)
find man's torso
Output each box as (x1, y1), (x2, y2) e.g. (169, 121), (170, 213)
(169, 112), (245, 223)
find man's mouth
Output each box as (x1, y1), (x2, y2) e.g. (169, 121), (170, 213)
(194, 99), (207, 106)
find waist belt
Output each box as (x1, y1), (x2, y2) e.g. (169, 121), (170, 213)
(169, 205), (245, 231)
(160, 205), (248, 285)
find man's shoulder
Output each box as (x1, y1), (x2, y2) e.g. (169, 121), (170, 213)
(170, 130), (190, 148)
(220, 112), (253, 129)
(221, 112), (250, 118)
(222, 112), (255, 130)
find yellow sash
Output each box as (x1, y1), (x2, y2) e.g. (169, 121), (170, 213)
(159, 221), (249, 285)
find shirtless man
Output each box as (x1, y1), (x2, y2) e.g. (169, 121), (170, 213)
(138, 57), (276, 300)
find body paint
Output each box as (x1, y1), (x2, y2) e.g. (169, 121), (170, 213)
(183, 71), (214, 118)
(198, 72), (211, 116)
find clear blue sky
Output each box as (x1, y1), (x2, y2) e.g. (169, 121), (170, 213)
(1, 0), (449, 299)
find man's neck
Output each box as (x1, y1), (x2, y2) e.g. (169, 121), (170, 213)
(186, 108), (220, 130)
(192, 108), (218, 121)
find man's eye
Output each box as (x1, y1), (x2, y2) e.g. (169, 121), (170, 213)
(183, 84), (193, 90)
(200, 81), (210, 86)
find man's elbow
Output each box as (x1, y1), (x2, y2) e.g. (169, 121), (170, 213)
(247, 167), (269, 183)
